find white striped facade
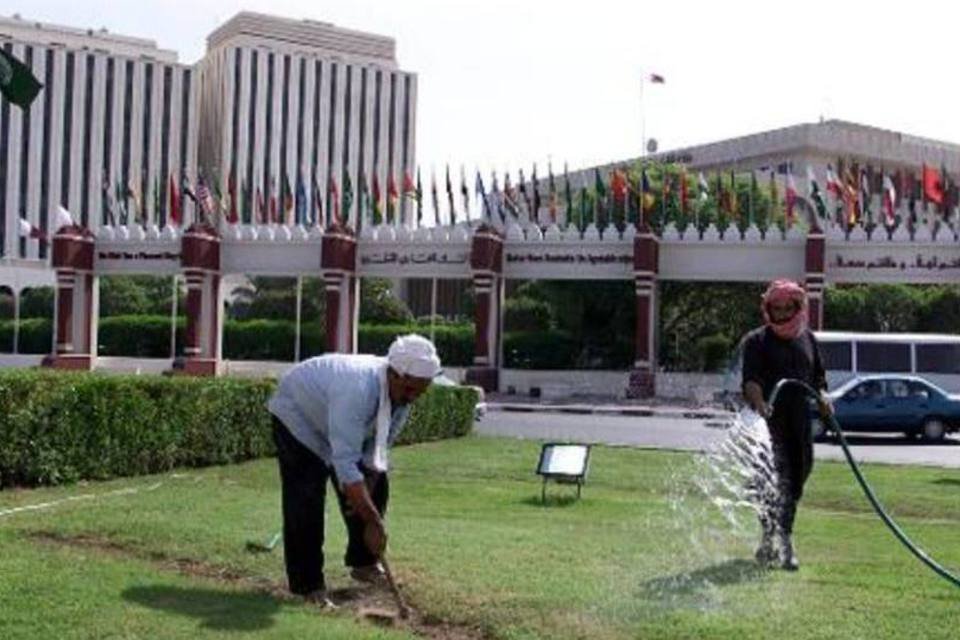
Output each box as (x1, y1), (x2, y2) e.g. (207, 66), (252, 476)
(0, 17), (199, 261)
(198, 26), (417, 230)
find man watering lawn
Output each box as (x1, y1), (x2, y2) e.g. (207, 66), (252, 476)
(268, 334), (441, 604)
(741, 279), (833, 571)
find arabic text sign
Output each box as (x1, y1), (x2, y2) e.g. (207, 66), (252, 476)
(827, 249), (960, 283)
(357, 247), (471, 278)
(504, 248), (633, 279)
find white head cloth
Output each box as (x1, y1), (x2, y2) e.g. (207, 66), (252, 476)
(386, 334), (441, 380)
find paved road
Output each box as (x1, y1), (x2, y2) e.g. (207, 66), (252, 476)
(476, 410), (960, 468)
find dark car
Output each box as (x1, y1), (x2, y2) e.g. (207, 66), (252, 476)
(812, 375), (960, 442)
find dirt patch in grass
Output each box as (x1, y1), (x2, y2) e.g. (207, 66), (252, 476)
(26, 530), (488, 640)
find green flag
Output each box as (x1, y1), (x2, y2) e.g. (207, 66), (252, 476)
(0, 48), (42, 109)
(342, 169), (354, 223)
(594, 168), (606, 227)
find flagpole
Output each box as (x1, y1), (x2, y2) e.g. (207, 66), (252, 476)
(294, 275), (303, 363)
(640, 74), (646, 159)
(169, 275), (178, 360)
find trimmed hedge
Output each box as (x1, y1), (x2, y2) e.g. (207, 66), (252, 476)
(0, 370), (479, 488)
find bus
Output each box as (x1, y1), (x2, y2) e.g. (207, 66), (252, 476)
(816, 331), (960, 393)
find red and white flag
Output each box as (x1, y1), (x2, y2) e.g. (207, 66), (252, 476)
(882, 174), (897, 226)
(18, 218), (47, 242)
(329, 175), (341, 225)
(825, 165), (843, 198)
(785, 171), (798, 223)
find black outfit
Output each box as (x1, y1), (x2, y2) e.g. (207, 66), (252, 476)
(272, 416), (388, 595)
(741, 326), (827, 537)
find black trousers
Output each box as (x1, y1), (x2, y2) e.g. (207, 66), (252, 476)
(761, 400), (814, 537)
(272, 417), (389, 594)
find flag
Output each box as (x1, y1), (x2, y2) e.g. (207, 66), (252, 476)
(940, 163), (951, 217)
(882, 174), (897, 226)
(641, 168), (655, 213)
(430, 169), (441, 225)
(531, 164), (542, 221)
(241, 176), (251, 224)
(610, 168), (628, 203)
(255, 185), (265, 224)
(697, 172), (709, 201)
(387, 174), (399, 224)
(460, 165), (470, 220)
(358, 172), (369, 227)
(748, 170), (758, 226)
(153, 175), (161, 226)
(518, 168), (531, 215)
(18, 218), (46, 242)
(843, 167), (858, 226)
(491, 172), (505, 223)
(342, 169), (354, 226)
(859, 169), (872, 224)
(415, 168), (423, 226)
(769, 171), (780, 220)
(594, 168), (607, 225)
(564, 163), (574, 224)
(648, 73), (665, 84)
(729, 171), (739, 219)
(785, 170), (798, 224)
(55, 205), (74, 230)
(311, 175), (324, 227)
(128, 177), (143, 223)
(446, 165), (456, 225)
(548, 164), (559, 223)
(282, 175), (294, 225)
(227, 171), (239, 224)
(679, 168), (688, 216)
(212, 175), (224, 218)
(102, 172), (116, 226)
(475, 171), (489, 219)
(328, 174), (341, 225)
(807, 166), (826, 220)
(371, 174), (383, 225)
(295, 173), (306, 226)
(402, 170), (416, 200)
(826, 164), (843, 198)
(268, 178), (278, 224)
(0, 48), (43, 109)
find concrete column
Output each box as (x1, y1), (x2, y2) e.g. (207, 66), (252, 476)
(321, 223), (358, 353)
(805, 227), (826, 331)
(465, 224), (504, 392)
(178, 224), (222, 375)
(47, 226), (98, 370)
(627, 226), (659, 398)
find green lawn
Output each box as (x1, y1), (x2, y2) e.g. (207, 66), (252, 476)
(1, 435), (958, 639)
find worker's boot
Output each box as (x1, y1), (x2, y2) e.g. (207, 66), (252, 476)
(351, 562), (389, 587)
(780, 535), (799, 571)
(754, 529), (777, 566)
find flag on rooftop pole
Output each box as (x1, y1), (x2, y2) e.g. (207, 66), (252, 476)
(807, 166), (826, 222)
(859, 168), (872, 227)
(0, 48), (43, 109)
(431, 168), (441, 226)
(548, 163), (560, 224)
(785, 169), (797, 226)
(153, 174), (162, 227)
(102, 172), (116, 227)
(882, 173), (897, 227)
(610, 167), (628, 227)
(748, 170), (757, 228)
(460, 165), (471, 222)
(564, 163), (574, 227)
(518, 167), (531, 218)
(531, 163), (541, 221)
(328, 174), (341, 226)
(445, 165), (457, 226)
(294, 173), (306, 226)
(402, 169), (416, 226)
(241, 176), (251, 225)
(358, 172), (369, 229)
(371, 174), (382, 225)
(769, 171), (779, 223)
(312, 175), (324, 227)
(342, 169), (354, 228)
(475, 170), (489, 220)
(415, 168), (423, 227)
(594, 167), (607, 228)
(940, 162), (951, 219)
(679, 167), (689, 217)
(387, 173), (399, 225)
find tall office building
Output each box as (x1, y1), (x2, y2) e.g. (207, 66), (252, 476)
(0, 14), (199, 261)
(197, 12), (418, 227)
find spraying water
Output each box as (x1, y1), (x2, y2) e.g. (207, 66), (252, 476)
(645, 408), (782, 609)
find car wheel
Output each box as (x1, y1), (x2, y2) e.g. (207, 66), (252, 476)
(921, 418), (946, 443)
(810, 418), (827, 441)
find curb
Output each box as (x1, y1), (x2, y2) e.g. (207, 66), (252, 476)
(486, 402), (732, 421)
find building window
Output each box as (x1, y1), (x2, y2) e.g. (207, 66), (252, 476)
(342, 65), (352, 168)
(402, 73), (410, 172)
(141, 63), (153, 221)
(230, 48), (241, 195)
(246, 49), (258, 222)
(372, 70), (381, 169)
(81, 53), (95, 227)
(0, 44), (9, 256)
(18, 46), (32, 256)
(122, 59), (134, 199)
(160, 65), (172, 223)
(387, 72), (396, 180)
(263, 52), (275, 200)
(295, 57), (305, 178)
(39, 48), (54, 256)
(61, 51), (76, 206)
(819, 341), (852, 371)
(102, 57), (114, 226)
(179, 68), (191, 182)
(310, 60), (321, 222)
(279, 54), (290, 200)
(326, 63), (337, 213)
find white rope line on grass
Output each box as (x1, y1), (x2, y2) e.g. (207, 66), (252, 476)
(0, 481), (166, 520)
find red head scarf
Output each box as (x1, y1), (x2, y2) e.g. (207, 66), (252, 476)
(761, 279), (807, 340)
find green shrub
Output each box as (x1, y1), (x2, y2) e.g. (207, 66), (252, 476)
(697, 333), (732, 372)
(99, 315), (185, 357)
(397, 384), (480, 445)
(503, 330), (579, 369)
(0, 318), (53, 354)
(359, 323), (474, 367)
(0, 370), (478, 488)
(504, 297), (554, 332)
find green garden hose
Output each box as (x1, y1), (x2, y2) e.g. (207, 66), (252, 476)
(768, 378), (960, 589)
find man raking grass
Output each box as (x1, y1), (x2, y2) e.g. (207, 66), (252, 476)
(266, 334), (440, 609)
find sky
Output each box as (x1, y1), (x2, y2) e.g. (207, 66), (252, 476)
(8, 0), (960, 177)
